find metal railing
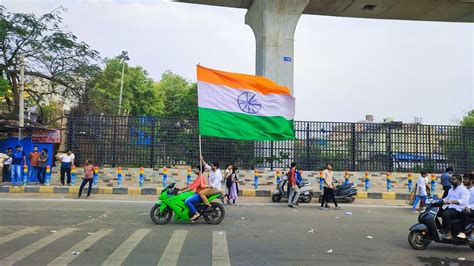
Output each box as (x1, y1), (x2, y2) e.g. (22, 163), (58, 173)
(66, 115), (474, 172)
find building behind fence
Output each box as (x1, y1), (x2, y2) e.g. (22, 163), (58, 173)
(66, 115), (474, 173)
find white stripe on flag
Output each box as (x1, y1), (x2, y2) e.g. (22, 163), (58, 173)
(198, 81), (295, 119)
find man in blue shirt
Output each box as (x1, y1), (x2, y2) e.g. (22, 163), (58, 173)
(441, 167), (454, 198)
(11, 145), (26, 186)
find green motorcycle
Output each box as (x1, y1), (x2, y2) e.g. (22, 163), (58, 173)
(150, 183), (225, 225)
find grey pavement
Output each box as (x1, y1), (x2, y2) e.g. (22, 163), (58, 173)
(0, 196), (472, 266)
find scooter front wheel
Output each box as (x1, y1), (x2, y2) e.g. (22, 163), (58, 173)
(408, 231), (430, 250)
(150, 204), (173, 225)
(272, 194), (282, 202)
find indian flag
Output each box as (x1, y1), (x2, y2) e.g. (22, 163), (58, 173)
(197, 65), (295, 141)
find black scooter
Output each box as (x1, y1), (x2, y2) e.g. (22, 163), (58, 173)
(318, 179), (358, 204)
(408, 198), (474, 250)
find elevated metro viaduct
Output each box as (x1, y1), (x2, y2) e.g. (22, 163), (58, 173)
(176, 0), (473, 94)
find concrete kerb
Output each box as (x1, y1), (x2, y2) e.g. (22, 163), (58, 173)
(0, 185), (414, 200)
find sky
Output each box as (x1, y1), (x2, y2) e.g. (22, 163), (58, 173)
(1, 0), (473, 125)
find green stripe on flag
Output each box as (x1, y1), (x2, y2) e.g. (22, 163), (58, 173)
(198, 108), (295, 141)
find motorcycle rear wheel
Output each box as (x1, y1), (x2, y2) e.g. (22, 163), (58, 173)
(150, 204), (173, 225)
(408, 231), (430, 250)
(203, 202), (226, 225)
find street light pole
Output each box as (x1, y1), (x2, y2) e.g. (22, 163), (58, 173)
(18, 52), (25, 141)
(118, 51), (129, 115)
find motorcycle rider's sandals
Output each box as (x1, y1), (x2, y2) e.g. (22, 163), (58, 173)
(190, 213), (201, 221)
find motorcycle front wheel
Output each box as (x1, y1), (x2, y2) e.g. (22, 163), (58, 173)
(408, 231), (430, 250)
(150, 204), (173, 225)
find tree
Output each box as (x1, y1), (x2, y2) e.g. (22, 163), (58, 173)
(0, 6), (100, 120)
(85, 58), (161, 116)
(461, 110), (474, 127)
(155, 71), (197, 118)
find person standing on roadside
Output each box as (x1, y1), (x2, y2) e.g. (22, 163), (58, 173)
(28, 146), (41, 183)
(287, 162), (300, 208)
(441, 167), (454, 198)
(320, 163), (340, 210)
(57, 150), (75, 186)
(11, 145), (26, 186)
(38, 149), (49, 185)
(0, 148), (12, 183)
(78, 160), (94, 198)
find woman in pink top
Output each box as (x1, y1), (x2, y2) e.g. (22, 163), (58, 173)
(78, 160), (94, 198)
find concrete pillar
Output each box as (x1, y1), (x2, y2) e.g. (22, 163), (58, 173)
(245, 0), (310, 95)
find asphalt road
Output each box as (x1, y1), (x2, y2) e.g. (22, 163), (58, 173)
(0, 196), (472, 266)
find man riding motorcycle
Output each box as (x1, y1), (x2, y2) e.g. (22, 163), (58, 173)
(460, 173), (474, 241)
(440, 173), (470, 239)
(179, 167), (207, 221)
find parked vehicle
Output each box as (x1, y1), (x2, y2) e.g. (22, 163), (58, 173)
(318, 179), (357, 204)
(272, 176), (313, 203)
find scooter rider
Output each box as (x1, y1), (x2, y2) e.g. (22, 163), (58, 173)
(460, 173), (474, 241)
(440, 173), (470, 239)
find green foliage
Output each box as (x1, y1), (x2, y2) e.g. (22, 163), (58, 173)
(88, 58), (161, 116)
(461, 110), (474, 127)
(155, 71), (197, 118)
(0, 77), (10, 97)
(37, 101), (63, 127)
(0, 6), (100, 116)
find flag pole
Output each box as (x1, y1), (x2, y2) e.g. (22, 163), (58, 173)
(199, 134), (202, 173)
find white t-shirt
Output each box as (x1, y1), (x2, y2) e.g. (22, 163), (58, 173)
(204, 164), (222, 191)
(469, 187), (474, 210)
(59, 153), (75, 163)
(416, 176), (428, 196)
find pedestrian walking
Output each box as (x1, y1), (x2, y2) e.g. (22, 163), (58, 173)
(224, 164), (232, 204)
(78, 160), (94, 198)
(57, 150), (75, 186)
(11, 146), (26, 186)
(228, 166), (239, 206)
(320, 163), (340, 210)
(287, 162), (300, 208)
(441, 167), (453, 198)
(28, 146), (40, 183)
(38, 149), (49, 185)
(412, 171), (430, 213)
